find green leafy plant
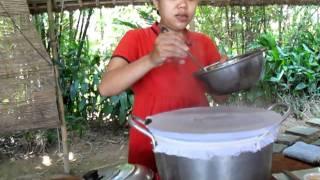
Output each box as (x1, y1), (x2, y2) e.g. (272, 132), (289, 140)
(257, 28), (320, 116)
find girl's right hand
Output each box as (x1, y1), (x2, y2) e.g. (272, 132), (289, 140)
(148, 31), (189, 66)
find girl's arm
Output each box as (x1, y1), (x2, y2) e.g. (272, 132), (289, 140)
(99, 31), (189, 97)
(99, 55), (155, 96)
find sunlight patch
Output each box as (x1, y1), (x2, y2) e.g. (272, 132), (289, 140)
(35, 165), (42, 170)
(42, 155), (52, 166)
(69, 152), (76, 161)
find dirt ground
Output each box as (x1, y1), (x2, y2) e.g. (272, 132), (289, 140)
(0, 115), (315, 180)
(0, 129), (129, 180)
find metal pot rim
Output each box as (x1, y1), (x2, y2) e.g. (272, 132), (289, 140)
(129, 103), (290, 147)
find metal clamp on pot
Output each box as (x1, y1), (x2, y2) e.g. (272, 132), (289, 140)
(129, 116), (156, 146)
(267, 103), (291, 122)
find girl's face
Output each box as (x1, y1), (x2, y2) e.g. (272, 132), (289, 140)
(153, 0), (199, 32)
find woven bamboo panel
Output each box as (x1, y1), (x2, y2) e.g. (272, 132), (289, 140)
(0, 0), (30, 16)
(0, 0), (60, 134)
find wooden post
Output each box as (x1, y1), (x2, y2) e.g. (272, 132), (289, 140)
(47, 0), (70, 174)
(78, 0), (83, 8)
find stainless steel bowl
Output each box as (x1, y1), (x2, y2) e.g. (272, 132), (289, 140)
(195, 48), (265, 95)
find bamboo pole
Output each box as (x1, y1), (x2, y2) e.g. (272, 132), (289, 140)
(47, 0), (70, 174)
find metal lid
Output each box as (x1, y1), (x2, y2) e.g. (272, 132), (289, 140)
(84, 164), (153, 180)
(146, 106), (283, 142)
(100, 164), (134, 179)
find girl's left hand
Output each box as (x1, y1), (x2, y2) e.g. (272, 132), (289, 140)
(220, 54), (228, 63)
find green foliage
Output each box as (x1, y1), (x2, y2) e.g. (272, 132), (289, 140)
(113, 19), (141, 29)
(31, 5), (320, 136)
(32, 10), (133, 137)
(195, 6), (320, 117)
(56, 11), (134, 134)
(195, 6), (273, 55)
(113, 5), (156, 29)
(56, 6), (156, 133)
(258, 29), (320, 95)
(103, 91), (134, 125)
(257, 26), (320, 116)
(137, 7), (157, 25)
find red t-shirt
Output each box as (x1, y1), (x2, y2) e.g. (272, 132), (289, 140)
(112, 23), (221, 174)
(113, 23), (221, 119)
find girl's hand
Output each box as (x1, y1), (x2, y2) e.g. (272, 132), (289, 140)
(148, 31), (189, 66)
(220, 54), (228, 63)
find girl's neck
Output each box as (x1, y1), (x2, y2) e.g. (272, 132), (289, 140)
(158, 22), (187, 34)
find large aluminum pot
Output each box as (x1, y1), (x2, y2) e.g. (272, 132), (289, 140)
(129, 104), (290, 180)
(195, 48), (265, 95)
(155, 144), (272, 180)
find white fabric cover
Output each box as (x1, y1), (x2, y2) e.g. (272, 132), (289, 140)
(146, 106), (282, 159)
(153, 124), (279, 159)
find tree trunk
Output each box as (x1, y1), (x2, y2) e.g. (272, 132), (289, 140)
(78, 10), (86, 41)
(231, 7), (237, 52)
(74, 10), (82, 40)
(99, 9), (104, 40)
(240, 7), (245, 54)
(244, 6), (250, 52)
(69, 11), (74, 41)
(278, 6), (283, 45)
(77, 9), (93, 60)
(263, 7), (267, 33)
(34, 14), (47, 50)
(58, 11), (64, 42)
(225, 6), (232, 50)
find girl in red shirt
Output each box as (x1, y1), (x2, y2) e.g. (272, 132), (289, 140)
(99, 0), (227, 176)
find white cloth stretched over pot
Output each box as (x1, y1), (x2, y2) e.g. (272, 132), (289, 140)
(152, 124), (279, 160)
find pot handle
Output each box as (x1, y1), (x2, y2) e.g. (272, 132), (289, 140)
(128, 116), (157, 146)
(267, 103), (291, 123)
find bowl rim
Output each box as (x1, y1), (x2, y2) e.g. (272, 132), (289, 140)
(195, 48), (265, 76)
(303, 172), (320, 179)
